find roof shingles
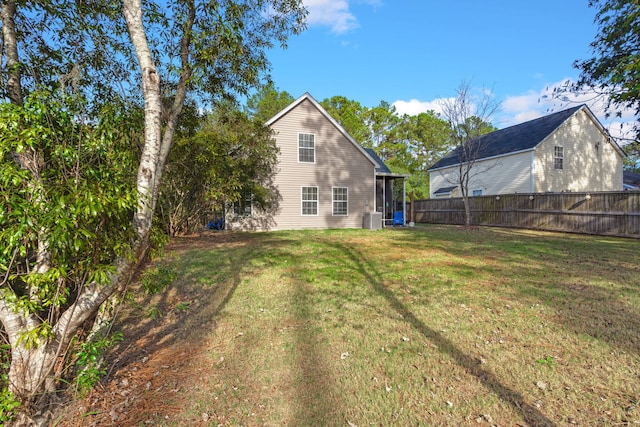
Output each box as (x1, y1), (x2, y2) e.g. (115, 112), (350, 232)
(364, 148), (393, 174)
(428, 105), (584, 170)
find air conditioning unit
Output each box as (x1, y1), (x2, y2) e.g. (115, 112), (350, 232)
(362, 212), (382, 230)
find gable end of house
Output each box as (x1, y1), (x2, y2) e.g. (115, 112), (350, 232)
(266, 93), (380, 169)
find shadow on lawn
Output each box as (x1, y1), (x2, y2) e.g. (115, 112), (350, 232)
(329, 239), (558, 427)
(394, 227), (640, 357)
(290, 279), (342, 424)
(98, 232), (344, 425)
(110, 235), (248, 368)
(78, 233), (258, 425)
(89, 228), (637, 425)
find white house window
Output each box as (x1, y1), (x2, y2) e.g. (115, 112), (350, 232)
(554, 146), (564, 170)
(472, 189), (483, 197)
(298, 133), (315, 163)
(301, 186), (318, 215)
(332, 187), (348, 215)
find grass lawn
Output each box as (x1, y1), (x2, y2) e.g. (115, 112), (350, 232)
(60, 225), (640, 426)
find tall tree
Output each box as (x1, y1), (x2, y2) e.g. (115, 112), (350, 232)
(364, 100), (401, 155)
(439, 81), (500, 227)
(0, 0), (306, 421)
(321, 96), (370, 144)
(574, 1), (640, 138)
(397, 111), (451, 171)
(0, 92), (140, 423)
(158, 103), (279, 235)
(319, 97), (453, 199)
(246, 82), (295, 123)
(393, 111), (452, 198)
(1, 1), (22, 105)
(569, 0), (640, 164)
(1, 1), (136, 108)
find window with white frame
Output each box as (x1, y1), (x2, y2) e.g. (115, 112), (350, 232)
(554, 146), (564, 170)
(472, 189), (483, 197)
(332, 187), (348, 215)
(301, 186), (318, 215)
(298, 133), (315, 163)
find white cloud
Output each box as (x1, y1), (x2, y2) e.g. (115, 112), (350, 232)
(303, 0), (359, 34)
(392, 98), (447, 116)
(302, 0), (381, 34)
(393, 94), (493, 121)
(501, 90), (539, 114)
(498, 91), (546, 127)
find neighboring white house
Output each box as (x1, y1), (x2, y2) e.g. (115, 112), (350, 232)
(227, 93), (406, 231)
(428, 105), (625, 198)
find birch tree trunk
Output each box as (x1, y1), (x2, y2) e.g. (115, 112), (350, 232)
(1, 0), (22, 106)
(123, 0), (163, 241)
(1, 254), (141, 423)
(148, 0), (194, 209)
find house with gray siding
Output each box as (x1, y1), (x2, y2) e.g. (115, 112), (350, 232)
(228, 93), (405, 230)
(428, 105), (625, 198)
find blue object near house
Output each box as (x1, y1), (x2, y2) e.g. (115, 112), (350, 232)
(207, 218), (225, 231)
(391, 211), (404, 226)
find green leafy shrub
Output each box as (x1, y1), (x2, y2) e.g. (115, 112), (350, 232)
(74, 332), (124, 396)
(0, 344), (20, 424)
(0, 90), (140, 405)
(140, 264), (177, 295)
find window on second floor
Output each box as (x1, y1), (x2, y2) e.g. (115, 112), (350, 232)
(554, 146), (564, 170)
(472, 189), (483, 197)
(298, 133), (315, 163)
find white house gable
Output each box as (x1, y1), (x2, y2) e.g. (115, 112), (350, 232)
(534, 108), (623, 193)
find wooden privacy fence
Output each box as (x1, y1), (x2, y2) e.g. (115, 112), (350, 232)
(412, 192), (640, 238)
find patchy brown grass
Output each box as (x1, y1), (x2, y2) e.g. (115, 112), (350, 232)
(54, 226), (640, 426)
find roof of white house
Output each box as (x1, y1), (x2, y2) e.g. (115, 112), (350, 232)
(624, 171), (640, 189)
(433, 186), (457, 195)
(428, 104), (624, 171)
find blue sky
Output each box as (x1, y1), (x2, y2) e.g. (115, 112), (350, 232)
(266, 0), (635, 139)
